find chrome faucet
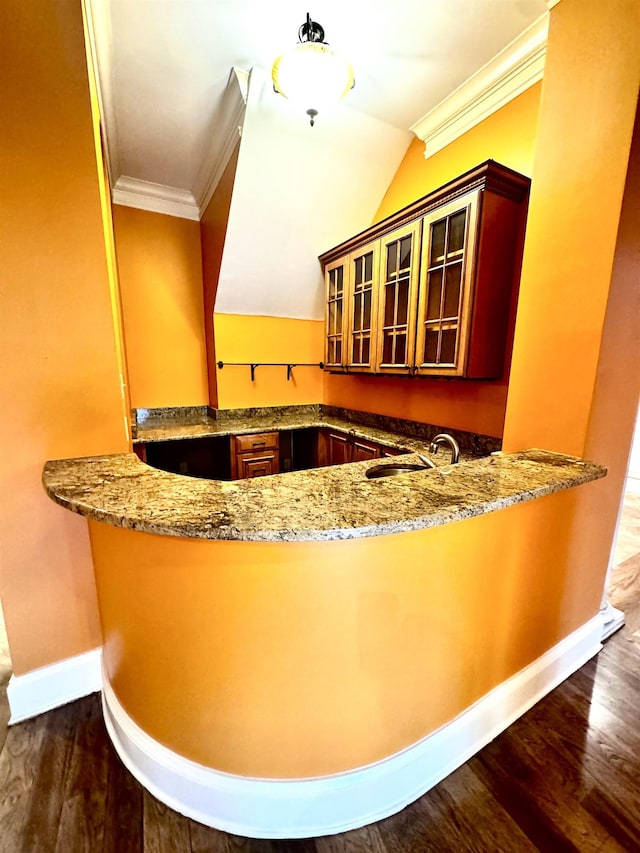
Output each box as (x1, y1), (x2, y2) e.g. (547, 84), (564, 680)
(429, 433), (460, 464)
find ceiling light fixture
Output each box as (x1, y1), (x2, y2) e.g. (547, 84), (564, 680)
(272, 13), (355, 127)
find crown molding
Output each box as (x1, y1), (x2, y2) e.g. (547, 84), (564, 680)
(411, 14), (548, 159)
(85, 0), (120, 185)
(193, 67), (248, 217)
(109, 68), (248, 222)
(87, 0), (246, 222)
(112, 177), (200, 221)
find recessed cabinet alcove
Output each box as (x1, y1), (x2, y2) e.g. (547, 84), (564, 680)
(136, 427), (407, 481)
(320, 160), (530, 379)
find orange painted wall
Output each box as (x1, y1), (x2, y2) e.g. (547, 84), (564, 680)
(323, 84), (542, 437)
(200, 146), (240, 408)
(503, 4), (639, 457)
(582, 103), (640, 596)
(502, 0), (640, 621)
(214, 314), (324, 409)
(0, 0), (129, 673)
(90, 488), (596, 777)
(375, 84), (541, 222)
(112, 206), (208, 409)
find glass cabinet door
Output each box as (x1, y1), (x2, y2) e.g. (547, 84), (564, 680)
(376, 221), (421, 372)
(415, 191), (480, 376)
(347, 241), (379, 371)
(324, 258), (347, 368)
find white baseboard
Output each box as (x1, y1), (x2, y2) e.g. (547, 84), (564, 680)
(601, 602), (625, 640)
(102, 614), (603, 839)
(7, 648), (102, 724)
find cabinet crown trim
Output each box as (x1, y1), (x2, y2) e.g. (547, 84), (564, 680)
(112, 177), (200, 221)
(318, 160), (529, 266)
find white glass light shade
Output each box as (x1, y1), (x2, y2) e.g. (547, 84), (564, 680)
(272, 42), (354, 114)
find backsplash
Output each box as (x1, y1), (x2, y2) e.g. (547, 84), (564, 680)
(132, 404), (500, 456)
(321, 406), (502, 457)
(213, 404), (321, 422)
(131, 406), (210, 438)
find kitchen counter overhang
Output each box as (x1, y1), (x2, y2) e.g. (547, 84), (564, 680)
(42, 448), (607, 542)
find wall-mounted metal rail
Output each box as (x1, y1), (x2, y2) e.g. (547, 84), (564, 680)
(217, 361), (324, 381)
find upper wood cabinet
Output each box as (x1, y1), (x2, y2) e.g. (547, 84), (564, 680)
(319, 161), (530, 380)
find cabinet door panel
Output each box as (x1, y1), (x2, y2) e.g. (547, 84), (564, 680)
(376, 221), (421, 373)
(324, 258), (348, 369)
(324, 431), (396, 465)
(415, 190), (480, 377)
(239, 453), (279, 479)
(352, 439), (380, 462)
(346, 241), (379, 372)
(327, 432), (351, 465)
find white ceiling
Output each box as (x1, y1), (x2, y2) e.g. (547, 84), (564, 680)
(89, 0), (548, 200)
(214, 68), (413, 319)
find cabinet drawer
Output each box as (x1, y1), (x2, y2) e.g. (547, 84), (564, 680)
(234, 432), (279, 452)
(238, 452), (280, 479)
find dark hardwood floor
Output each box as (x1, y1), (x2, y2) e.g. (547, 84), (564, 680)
(0, 482), (638, 852)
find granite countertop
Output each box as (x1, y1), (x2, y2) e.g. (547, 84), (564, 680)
(131, 404), (503, 459)
(42, 448), (606, 542)
(134, 410), (429, 454)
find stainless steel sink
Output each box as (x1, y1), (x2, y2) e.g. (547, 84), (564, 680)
(366, 461), (435, 479)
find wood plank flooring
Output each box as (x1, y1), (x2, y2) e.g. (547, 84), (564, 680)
(0, 482), (638, 852)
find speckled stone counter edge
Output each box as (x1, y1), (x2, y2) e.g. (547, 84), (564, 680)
(42, 449), (607, 543)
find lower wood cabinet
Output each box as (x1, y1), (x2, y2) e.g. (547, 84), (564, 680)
(235, 453), (279, 479)
(319, 429), (403, 466)
(326, 430), (351, 465)
(137, 428), (403, 481)
(231, 432), (280, 480)
(352, 437), (382, 462)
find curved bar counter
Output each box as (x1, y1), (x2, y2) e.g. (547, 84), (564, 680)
(43, 449), (604, 541)
(43, 440), (606, 838)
